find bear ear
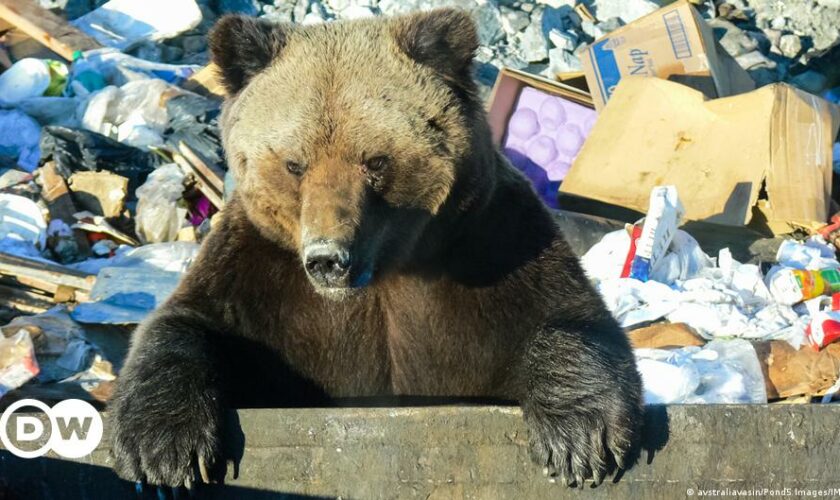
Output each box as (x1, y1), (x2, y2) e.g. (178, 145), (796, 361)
(209, 15), (291, 95)
(390, 8), (479, 90)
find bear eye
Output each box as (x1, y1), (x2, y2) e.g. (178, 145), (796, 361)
(286, 160), (305, 176)
(364, 156), (390, 173)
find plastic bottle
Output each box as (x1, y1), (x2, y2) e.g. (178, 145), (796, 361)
(769, 268), (840, 305)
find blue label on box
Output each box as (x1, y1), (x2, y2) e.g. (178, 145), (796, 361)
(589, 39), (621, 105)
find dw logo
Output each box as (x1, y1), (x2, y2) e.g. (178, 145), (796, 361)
(0, 399), (103, 459)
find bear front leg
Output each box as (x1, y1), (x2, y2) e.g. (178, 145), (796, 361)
(521, 316), (644, 488)
(109, 308), (226, 489)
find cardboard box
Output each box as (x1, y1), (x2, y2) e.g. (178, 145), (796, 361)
(487, 68), (596, 208)
(559, 77), (840, 233)
(580, 0), (755, 110)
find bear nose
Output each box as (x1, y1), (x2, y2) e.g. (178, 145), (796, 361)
(304, 241), (351, 286)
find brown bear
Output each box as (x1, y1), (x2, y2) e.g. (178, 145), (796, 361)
(109, 8), (643, 490)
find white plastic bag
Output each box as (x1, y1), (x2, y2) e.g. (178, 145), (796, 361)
(72, 0), (203, 51)
(0, 110), (42, 172)
(636, 339), (766, 404)
(80, 80), (176, 148)
(71, 49), (200, 89)
(0, 193), (47, 248)
(135, 164), (187, 244)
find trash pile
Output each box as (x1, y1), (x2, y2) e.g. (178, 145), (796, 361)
(1, 0), (839, 407)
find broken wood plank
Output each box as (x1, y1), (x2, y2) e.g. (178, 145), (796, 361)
(183, 63), (226, 99)
(40, 161), (92, 259)
(173, 146), (225, 209)
(0, 0), (102, 61)
(0, 283), (52, 314)
(0, 252), (95, 292)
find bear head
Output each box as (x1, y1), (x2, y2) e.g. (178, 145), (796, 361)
(210, 9), (497, 298)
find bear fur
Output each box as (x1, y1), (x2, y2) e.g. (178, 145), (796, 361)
(109, 9), (643, 489)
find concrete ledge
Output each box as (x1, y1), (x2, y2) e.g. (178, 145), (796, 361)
(2, 405), (840, 499)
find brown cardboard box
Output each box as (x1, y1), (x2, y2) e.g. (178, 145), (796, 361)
(486, 67), (593, 145)
(559, 77), (840, 233)
(580, 0), (754, 110)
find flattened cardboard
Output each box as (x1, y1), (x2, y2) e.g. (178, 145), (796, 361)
(580, 0), (754, 110)
(560, 77), (840, 232)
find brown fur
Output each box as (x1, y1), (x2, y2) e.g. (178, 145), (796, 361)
(109, 10), (644, 490)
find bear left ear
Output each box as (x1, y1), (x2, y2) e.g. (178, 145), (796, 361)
(390, 9), (479, 91)
(209, 15), (291, 95)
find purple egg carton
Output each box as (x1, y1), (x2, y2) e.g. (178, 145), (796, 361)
(502, 86), (597, 208)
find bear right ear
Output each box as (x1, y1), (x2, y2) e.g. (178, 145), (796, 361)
(209, 15), (291, 95)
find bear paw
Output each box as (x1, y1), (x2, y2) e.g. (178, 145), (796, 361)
(525, 403), (641, 488)
(109, 382), (225, 488)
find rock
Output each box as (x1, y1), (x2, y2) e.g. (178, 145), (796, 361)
(217, 0), (261, 15)
(500, 7), (530, 36)
(540, 5), (580, 39)
(535, 0), (575, 8)
(294, 0), (311, 22)
(763, 28), (783, 49)
(516, 22), (549, 62)
(301, 11), (326, 24)
(474, 61), (500, 88)
(132, 42), (163, 63)
(596, 17), (624, 34)
(339, 4), (376, 18)
(735, 50), (776, 71)
(779, 34), (802, 59)
(749, 0), (840, 61)
(588, 0), (660, 25)
(472, 1), (506, 45)
(709, 18), (758, 58)
(548, 29), (577, 51)
(546, 47), (581, 76)
(790, 70), (829, 94)
(261, 4), (295, 22)
(581, 20), (603, 39)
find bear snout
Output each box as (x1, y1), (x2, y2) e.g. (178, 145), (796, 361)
(304, 240), (352, 288)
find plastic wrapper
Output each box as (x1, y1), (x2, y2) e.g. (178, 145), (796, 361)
(0, 110), (42, 172)
(0, 193), (47, 248)
(135, 164), (188, 244)
(39, 126), (166, 196)
(635, 339), (766, 404)
(0, 330), (40, 399)
(71, 49), (200, 90)
(71, 0), (203, 51)
(81, 80), (179, 148)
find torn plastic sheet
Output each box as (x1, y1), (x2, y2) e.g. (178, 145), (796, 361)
(70, 242), (199, 324)
(636, 339), (767, 404)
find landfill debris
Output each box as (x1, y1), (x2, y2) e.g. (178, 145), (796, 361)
(72, 0), (203, 51)
(628, 323), (706, 350)
(71, 242), (198, 325)
(561, 77), (840, 233)
(636, 339), (767, 404)
(0, 193), (47, 250)
(0, 0), (837, 409)
(0, 330), (40, 398)
(134, 163), (188, 244)
(0, 110), (42, 172)
(628, 186), (685, 282)
(68, 171), (128, 218)
(0, 58), (68, 105)
(581, 1), (755, 110)
(487, 67), (594, 207)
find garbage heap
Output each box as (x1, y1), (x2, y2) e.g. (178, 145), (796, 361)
(1, 0), (840, 407)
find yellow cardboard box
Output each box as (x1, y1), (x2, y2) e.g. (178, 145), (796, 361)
(559, 77), (840, 233)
